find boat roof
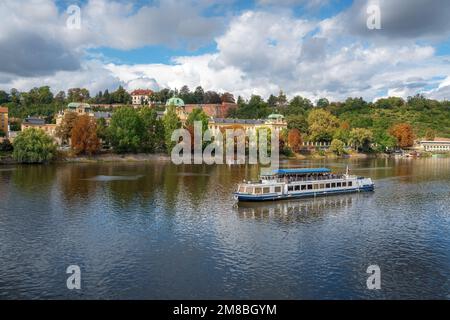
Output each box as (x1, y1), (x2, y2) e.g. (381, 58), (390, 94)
(272, 168), (332, 175)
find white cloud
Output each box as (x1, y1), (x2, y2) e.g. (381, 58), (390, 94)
(1, 1), (450, 102)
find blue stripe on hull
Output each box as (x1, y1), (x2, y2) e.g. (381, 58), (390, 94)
(235, 186), (374, 202)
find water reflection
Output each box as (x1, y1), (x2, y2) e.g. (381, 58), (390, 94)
(236, 195), (355, 223)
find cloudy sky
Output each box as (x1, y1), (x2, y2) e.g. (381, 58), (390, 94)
(1, 0), (450, 101)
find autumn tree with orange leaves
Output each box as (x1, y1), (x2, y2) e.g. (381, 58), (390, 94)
(71, 114), (101, 155)
(288, 128), (303, 152)
(389, 123), (415, 148)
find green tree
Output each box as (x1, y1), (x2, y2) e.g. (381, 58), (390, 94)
(349, 128), (374, 152)
(329, 139), (346, 156)
(13, 128), (56, 163)
(140, 108), (159, 152)
(286, 114), (308, 133)
(307, 109), (340, 142)
(108, 107), (145, 153)
(162, 105), (182, 153)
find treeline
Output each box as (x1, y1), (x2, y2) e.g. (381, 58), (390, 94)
(230, 92), (450, 146)
(0, 85), (236, 119)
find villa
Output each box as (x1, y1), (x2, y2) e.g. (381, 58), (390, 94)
(420, 138), (450, 153)
(131, 89), (154, 106)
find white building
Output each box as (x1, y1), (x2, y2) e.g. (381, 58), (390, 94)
(131, 89), (153, 106)
(420, 139), (450, 152)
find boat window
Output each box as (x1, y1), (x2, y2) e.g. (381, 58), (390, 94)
(337, 182), (342, 187)
(313, 184), (319, 190)
(239, 186), (245, 193)
(255, 187), (262, 194)
(245, 187), (253, 193)
(307, 184), (313, 190)
(263, 187), (270, 194)
(295, 185), (300, 191)
(342, 182), (347, 187)
(326, 183), (331, 188)
(288, 186), (294, 192)
(331, 183), (336, 188)
(301, 185), (306, 190)
(348, 181), (353, 187)
(275, 186), (282, 193)
(319, 184), (325, 189)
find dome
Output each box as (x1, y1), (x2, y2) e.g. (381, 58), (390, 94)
(268, 114), (284, 120)
(166, 97), (185, 107)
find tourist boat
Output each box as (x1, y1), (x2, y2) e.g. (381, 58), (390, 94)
(234, 167), (374, 202)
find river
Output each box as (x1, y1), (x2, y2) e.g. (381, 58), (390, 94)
(0, 158), (449, 299)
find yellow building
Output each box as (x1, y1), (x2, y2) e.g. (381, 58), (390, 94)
(0, 106), (8, 138)
(21, 118), (57, 137)
(208, 114), (287, 136)
(56, 102), (92, 125)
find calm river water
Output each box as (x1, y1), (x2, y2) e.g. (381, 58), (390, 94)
(0, 158), (449, 299)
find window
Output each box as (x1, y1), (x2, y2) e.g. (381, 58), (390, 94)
(288, 186), (294, 192)
(313, 184), (319, 190)
(295, 185), (300, 191)
(263, 187), (270, 194)
(255, 188), (262, 194)
(342, 182), (347, 187)
(239, 187), (245, 192)
(326, 183), (331, 188)
(307, 184), (313, 190)
(331, 183), (336, 188)
(275, 187), (282, 193)
(348, 181), (353, 187)
(246, 187), (253, 193)
(301, 185), (306, 190)
(337, 182), (342, 187)
(319, 184), (325, 189)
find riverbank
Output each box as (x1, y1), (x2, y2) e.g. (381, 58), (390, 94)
(1, 150), (393, 165)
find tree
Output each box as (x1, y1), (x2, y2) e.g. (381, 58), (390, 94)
(389, 123), (415, 148)
(425, 129), (436, 141)
(287, 128), (302, 153)
(307, 109), (340, 142)
(13, 128), (56, 163)
(317, 98), (330, 108)
(286, 114), (308, 133)
(68, 88), (90, 102)
(0, 90), (9, 104)
(162, 105), (181, 153)
(204, 91), (222, 104)
(329, 139), (346, 156)
(140, 108), (159, 152)
(0, 129), (5, 137)
(54, 91), (66, 104)
(0, 139), (13, 152)
(108, 107), (145, 153)
(333, 121), (351, 144)
(96, 118), (108, 142)
(194, 86), (205, 104)
(221, 92), (235, 104)
(349, 128), (374, 152)
(56, 112), (79, 145)
(71, 115), (101, 155)
(276, 90), (287, 108)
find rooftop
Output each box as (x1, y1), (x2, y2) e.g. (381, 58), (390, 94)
(131, 89), (153, 96)
(272, 168), (332, 175)
(23, 117), (46, 125)
(211, 118), (266, 125)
